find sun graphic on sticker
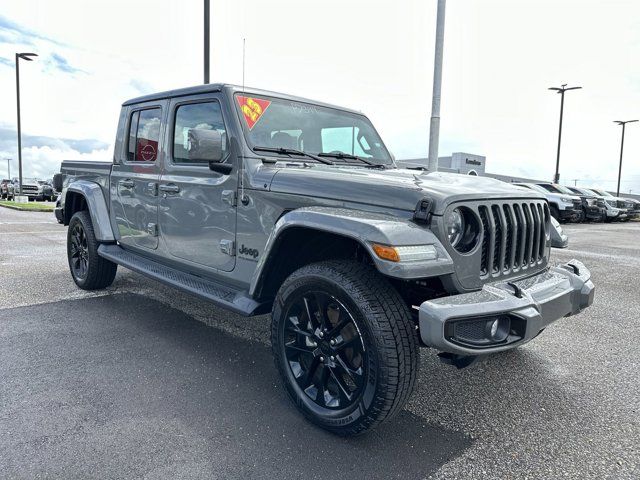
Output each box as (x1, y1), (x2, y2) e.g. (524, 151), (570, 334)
(237, 95), (271, 130)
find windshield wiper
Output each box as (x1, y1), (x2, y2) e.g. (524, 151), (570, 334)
(317, 152), (383, 168)
(253, 146), (334, 165)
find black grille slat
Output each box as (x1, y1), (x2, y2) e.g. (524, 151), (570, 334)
(538, 204), (546, 259)
(491, 205), (503, 274)
(479, 206), (490, 277)
(504, 205), (517, 272)
(520, 204), (531, 268)
(530, 203), (540, 263)
(513, 204), (525, 269)
(486, 206), (497, 276)
(492, 205), (508, 273)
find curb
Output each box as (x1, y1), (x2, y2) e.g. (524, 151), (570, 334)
(0, 203), (54, 213)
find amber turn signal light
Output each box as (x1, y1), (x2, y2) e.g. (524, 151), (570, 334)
(372, 244), (401, 262)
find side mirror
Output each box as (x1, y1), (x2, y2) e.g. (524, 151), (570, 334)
(52, 173), (63, 192)
(187, 128), (232, 174)
(188, 128), (223, 162)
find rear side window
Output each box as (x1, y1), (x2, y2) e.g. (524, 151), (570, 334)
(127, 108), (162, 162)
(173, 101), (227, 164)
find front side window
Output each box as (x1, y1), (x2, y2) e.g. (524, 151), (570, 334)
(173, 101), (227, 164)
(127, 108), (161, 162)
(234, 94), (392, 165)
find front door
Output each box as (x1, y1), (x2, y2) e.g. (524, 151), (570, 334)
(158, 95), (237, 271)
(110, 104), (165, 250)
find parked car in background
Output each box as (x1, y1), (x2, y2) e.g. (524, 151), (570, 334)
(513, 183), (581, 222)
(38, 180), (57, 202)
(587, 188), (636, 221)
(550, 184), (606, 222)
(11, 178), (57, 201)
(565, 186), (608, 221)
(1, 179), (15, 200)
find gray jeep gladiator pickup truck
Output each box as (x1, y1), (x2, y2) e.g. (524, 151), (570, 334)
(56, 84), (595, 436)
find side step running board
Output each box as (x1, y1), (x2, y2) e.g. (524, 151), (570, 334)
(98, 244), (268, 316)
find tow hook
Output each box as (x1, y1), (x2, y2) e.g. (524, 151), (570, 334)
(506, 282), (524, 298)
(437, 352), (478, 369)
(566, 263), (580, 275)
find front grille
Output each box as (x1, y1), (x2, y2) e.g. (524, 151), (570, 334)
(21, 185), (39, 193)
(478, 201), (549, 280)
(572, 199), (582, 209)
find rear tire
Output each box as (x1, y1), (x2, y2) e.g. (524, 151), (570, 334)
(271, 260), (419, 436)
(67, 210), (117, 290)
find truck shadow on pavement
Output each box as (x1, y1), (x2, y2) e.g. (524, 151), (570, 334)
(0, 293), (471, 480)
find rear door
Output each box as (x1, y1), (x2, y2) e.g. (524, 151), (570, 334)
(110, 102), (165, 250)
(158, 93), (237, 271)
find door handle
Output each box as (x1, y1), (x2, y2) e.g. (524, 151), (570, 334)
(119, 179), (135, 188)
(159, 184), (180, 194)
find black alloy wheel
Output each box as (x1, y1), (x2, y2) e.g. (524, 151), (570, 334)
(66, 210), (117, 290)
(69, 222), (89, 280)
(282, 290), (366, 411)
(272, 261), (419, 436)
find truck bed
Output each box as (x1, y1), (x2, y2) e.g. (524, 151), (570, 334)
(60, 160), (112, 201)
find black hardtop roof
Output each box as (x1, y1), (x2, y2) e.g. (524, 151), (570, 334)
(122, 83), (362, 115)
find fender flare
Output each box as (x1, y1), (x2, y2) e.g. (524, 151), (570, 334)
(248, 206), (454, 297)
(65, 180), (115, 242)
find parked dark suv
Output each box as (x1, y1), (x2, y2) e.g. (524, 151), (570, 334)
(562, 185), (606, 222)
(1, 179), (15, 200)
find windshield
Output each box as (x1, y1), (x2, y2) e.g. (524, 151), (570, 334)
(554, 184), (576, 195)
(235, 93), (392, 165)
(591, 188), (613, 197)
(536, 183), (563, 193)
(519, 184), (548, 194)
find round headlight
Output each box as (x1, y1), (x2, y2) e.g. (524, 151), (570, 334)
(445, 208), (464, 247)
(445, 207), (481, 253)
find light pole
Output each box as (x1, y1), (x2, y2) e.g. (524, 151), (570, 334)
(427, 0), (446, 171)
(204, 0), (210, 84)
(549, 84), (581, 184)
(5, 158), (11, 179)
(614, 119), (638, 197)
(15, 52), (37, 196)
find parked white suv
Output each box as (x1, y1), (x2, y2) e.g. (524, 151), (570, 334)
(514, 183), (581, 222)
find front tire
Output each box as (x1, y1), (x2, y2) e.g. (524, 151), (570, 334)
(550, 205), (561, 222)
(67, 210), (117, 290)
(271, 261), (419, 436)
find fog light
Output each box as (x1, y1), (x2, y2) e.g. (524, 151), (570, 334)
(490, 319), (499, 337)
(486, 316), (510, 342)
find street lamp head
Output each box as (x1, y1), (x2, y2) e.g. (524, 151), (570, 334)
(614, 120), (639, 125)
(17, 53), (38, 61)
(548, 85), (582, 93)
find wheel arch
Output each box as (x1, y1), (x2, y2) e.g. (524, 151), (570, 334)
(63, 181), (115, 242)
(248, 206), (453, 302)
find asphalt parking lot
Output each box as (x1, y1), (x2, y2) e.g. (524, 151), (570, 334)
(1, 207), (638, 479)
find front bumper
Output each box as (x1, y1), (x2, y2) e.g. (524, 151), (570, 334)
(419, 260), (594, 355)
(585, 206), (605, 220)
(559, 208), (580, 221)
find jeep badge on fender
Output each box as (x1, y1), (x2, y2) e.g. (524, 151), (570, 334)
(239, 244), (259, 259)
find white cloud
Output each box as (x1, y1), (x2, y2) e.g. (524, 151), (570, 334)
(0, 0), (638, 192)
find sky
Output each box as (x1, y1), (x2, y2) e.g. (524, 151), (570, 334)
(0, 0), (639, 193)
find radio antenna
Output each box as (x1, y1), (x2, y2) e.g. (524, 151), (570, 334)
(242, 38), (246, 92)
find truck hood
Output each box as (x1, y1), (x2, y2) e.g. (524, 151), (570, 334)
(269, 166), (546, 215)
